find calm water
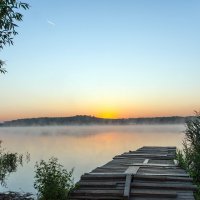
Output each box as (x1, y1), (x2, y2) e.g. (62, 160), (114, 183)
(0, 125), (185, 194)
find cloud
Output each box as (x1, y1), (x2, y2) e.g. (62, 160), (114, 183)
(47, 20), (55, 26)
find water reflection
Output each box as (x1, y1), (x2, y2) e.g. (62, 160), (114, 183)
(0, 125), (185, 194)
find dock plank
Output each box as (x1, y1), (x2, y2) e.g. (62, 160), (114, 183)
(69, 146), (196, 200)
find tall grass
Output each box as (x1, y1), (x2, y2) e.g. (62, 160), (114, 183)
(176, 112), (200, 199)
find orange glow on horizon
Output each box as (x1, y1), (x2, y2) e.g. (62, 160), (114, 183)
(1, 110), (193, 121)
(0, 101), (195, 122)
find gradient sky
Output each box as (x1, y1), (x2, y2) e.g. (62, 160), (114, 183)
(1, 0), (200, 121)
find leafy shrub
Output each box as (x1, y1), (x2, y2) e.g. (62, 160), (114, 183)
(0, 141), (30, 186)
(176, 112), (200, 199)
(0, 0), (30, 74)
(176, 149), (186, 170)
(34, 157), (74, 200)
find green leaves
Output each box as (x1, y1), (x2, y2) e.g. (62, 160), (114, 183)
(0, 0), (29, 73)
(19, 2), (29, 10)
(34, 157), (75, 200)
(0, 59), (7, 74)
(176, 112), (200, 199)
(0, 0), (30, 49)
(0, 141), (30, 186)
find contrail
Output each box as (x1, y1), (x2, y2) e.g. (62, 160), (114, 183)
(47, 20), (55, 26)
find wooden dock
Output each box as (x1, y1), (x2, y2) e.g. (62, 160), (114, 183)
(70, 146), (196, 200)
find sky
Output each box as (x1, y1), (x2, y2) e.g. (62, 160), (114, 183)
(1, 0), (200, 121)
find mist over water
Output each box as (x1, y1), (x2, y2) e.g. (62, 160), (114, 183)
(0, 124), (185, 194)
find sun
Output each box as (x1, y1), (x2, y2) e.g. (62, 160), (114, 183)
(93, 103), (122, 119)
(97, 111), (119, 119)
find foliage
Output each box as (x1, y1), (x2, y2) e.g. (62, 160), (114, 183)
(34, 157), (75, 200)
(0, 141), (30, 186)
(176, 149), (187, 170)
(0, 60), (6, 74)
(176, 111), (200, 199)
(0, 0), (29, 73)
(182, 112), (200, 182)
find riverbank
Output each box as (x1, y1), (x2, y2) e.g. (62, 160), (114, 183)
(0, 192), (34, 200)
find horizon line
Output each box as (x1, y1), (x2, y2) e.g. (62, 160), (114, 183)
(1, 114), (192, 123)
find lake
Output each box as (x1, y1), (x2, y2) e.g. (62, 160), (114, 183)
(0, 124), (185, 194)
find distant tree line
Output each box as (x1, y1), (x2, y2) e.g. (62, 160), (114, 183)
(0, 115), (192, 127)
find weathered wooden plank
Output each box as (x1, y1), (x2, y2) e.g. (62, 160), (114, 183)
(72, 189), (124, 197)
(148, 159), (174, 165)
(89, 172), (126, 175)
(132, 198), (178, 200)
(114, 156), (174, 160)
(123, 163), (177, 167)
(143, 159), (149, 164)
(123, 153), (168, 157)
(176, 191), (195, 200)
(134, 174), (193, 182)
(69, 146), (196, 200)
(140, 146), (176, 149)
(131, 189), (177, 198)
(131, 182), (197, 190)
(82, 173), (126, 177)
(125, 166), (140, 174)
(138, 173), (189, 177)
(123, 174), (132, 200)
(70, 196), (122, 200)
(81, 173), (126, 181)
(78, 181), (120, 187)
(138, 168), (186, 175)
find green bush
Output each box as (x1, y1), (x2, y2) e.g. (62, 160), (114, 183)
(176, 112), (200, 199)
(176, 149), (187, 170)
(34, 157), (74, 200)
(182, 112), (200, 181)
(0, 141), (30, 186)
(0, 0), (30, 74)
